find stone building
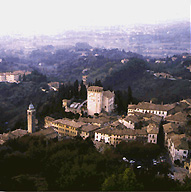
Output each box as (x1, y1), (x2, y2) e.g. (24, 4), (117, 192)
(87, 86), (114, 116)
(167, 133), (189, 163)
(128, 101), (175, 118)
(27, 103), (36, 133)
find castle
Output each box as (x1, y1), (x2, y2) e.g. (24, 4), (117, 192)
(87, 86), (115, 115)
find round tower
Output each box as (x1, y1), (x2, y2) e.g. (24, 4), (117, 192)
(27, 103), (36, 133)
(87, 86), (103, 116)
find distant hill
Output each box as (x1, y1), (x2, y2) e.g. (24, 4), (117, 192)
(102, 58), (191, 103)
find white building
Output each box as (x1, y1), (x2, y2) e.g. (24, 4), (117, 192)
(119, 114), (139, 129)
(94, 122), (148, 146)
(102, 90), (115, 113)
(128, 101), (175, 118)
(87, 86), (115, 116)
(0, 73), (6, 82)
(167, 133), (189, 163)
(6, 73), (19, 83)
(147, 123), (159, 144)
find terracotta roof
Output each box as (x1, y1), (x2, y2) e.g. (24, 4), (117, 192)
(163, 122), (179, 134)
(103, 90), (114, 99)
(45, 116), (55, 122)
(81, 124), (99, 132)
(32, 127), (58, 139)
(166, 112), (188, 122)
(128, 102), (175, 111)
(87, 86), (103, 92)
(54, 119), (86, 128)
(11, 129), (28, 137)
(169, 134), (189, 150)
(124, 114), (139, 123)
(96, 126), (136, 136)
(95, 126), (147, 136)
(181, 99), (191, 106)
(78, 116), (116, 125)
(0, 129), (28, 142)
(147, 123), (159, 134)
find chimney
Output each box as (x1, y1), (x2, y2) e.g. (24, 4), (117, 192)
(150, 100), (152, 104)
(161, 101), (163, 105)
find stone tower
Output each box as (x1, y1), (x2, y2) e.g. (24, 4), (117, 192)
(87, 86), (103, 116)
(27, 103), (36, 133)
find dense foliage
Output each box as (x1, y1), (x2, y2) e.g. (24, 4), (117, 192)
(0, 136), (190, 191)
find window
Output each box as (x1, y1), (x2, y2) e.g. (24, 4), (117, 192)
(154, 140), (155, 142)
(183, 151), (187, 154)
(183, 156), (186, 159)
(152, 135), (154, 138)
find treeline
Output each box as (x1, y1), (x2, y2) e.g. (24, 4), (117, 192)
(0, 136), (191, 191)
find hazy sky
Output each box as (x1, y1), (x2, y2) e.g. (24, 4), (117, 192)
(0, 0), (190, 35)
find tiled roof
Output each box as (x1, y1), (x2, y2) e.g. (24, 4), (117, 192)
(81, 124), (99, 132)
(54, 119), (86, 128)
(128, 102), (175, 111)
(95, 126), (147, 136)
(103, 90), (114, 99)
(169, 134), (189, 150)
(165, 112), (188, 122)
(163, 122), (179, 134)
(0, 129), (28, 143)
(124, 114), (139, 123)
(87, 86), (103, 92)
(32, 128), (58, 139)
(147, 123), (159, 134)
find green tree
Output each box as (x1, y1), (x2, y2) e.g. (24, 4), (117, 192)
(157, 122), (165, 149)
(79, 81), (87, 100)
(73, 80), (79, 98)
(102, 168), (142, 191)
(127, 86), (133, 104)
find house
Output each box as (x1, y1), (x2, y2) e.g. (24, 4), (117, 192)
(44, 116), (55, 128)
(51, 118), (86, 137)
(165, 112), (188, 126)
(167, 133), (189, 163)
(32, 127), (58, 140)
(78, 115), (117, 127)
(95, 122), (147, 146)
(119, 114), (139, 129)
(128, 101), (175, 118)
(0, 129), (28, 145)
(48, 82), (59, 91)
(80, 124), (99, 139)
(102, 90), (115, 113)
(146, 123), (159, 144)
(163, 122), (179, 144)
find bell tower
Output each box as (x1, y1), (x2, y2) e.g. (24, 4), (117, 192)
(27, 103), (36, 133)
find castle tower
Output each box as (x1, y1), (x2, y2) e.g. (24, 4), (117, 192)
(87, 86), (103, 116)
(27, 103), (36, 133)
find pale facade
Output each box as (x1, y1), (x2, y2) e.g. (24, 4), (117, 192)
(6, 74), (19, 83)
(0, 74), (6, 82)
(167, 134), (189, 163)
(27, 104), (36, 133)
(148, 133), (158, 144)
(119, 114), (139, 129)
(102, 91), (115, 113)
(87, 86), (103, 115)
(0, 71), (31, 83)
(87, 86), (115, 115)
(128, 102), (175, 118)
(147, 123), (159, 144)
(94, 125), (148, 146)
